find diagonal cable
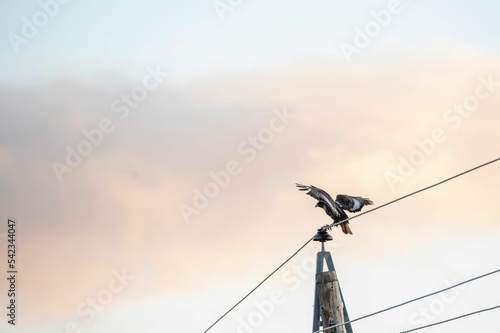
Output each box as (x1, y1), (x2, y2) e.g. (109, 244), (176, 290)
(315, 268), (500, 333)
(326, 157), (500, 229)
(398, 304), (500, 333)
(203, 238), (313, 333)
(203, 157), (500, 333)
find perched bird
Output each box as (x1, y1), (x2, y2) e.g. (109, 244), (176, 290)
(296, 183), (373, 234)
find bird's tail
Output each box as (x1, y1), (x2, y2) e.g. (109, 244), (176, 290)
(340, 222), (353, 235)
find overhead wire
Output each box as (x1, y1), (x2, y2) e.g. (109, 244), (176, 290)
(203, 157), (500, 333)
(202, 238), (313, 333)
(398, 304), (500, 333)
(314, 268), (500, 333)
(326, 157), (500, 229)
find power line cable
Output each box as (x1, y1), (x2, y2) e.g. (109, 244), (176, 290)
(203, 238), (312, 333)
(326, 157), (500, 229)
(314, 268), (500, 333)
(203, 157), (500, 333)
(398, 304), (500, 333)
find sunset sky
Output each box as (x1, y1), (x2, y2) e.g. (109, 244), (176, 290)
(1, 1), (500, 332)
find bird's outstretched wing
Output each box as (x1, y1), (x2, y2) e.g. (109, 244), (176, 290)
(335, 194), (373, 213)
(295, 183), (343, 218)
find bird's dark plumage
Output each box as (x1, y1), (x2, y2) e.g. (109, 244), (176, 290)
(296, 183), (373, 235)
(335, 194), (373, 213)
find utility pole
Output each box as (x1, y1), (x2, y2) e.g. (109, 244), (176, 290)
(312, 228), (353, 333)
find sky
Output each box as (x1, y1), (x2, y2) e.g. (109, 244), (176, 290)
(0, 0), (500, 332)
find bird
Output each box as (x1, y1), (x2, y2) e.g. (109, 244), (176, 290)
(296, 183), (373, 234)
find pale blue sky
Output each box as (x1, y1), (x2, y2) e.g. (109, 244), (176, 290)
(1, 2), (500, 333)
(1, 0), (500, 86)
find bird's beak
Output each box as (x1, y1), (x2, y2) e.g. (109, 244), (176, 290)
(314, 203), (319, 208)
